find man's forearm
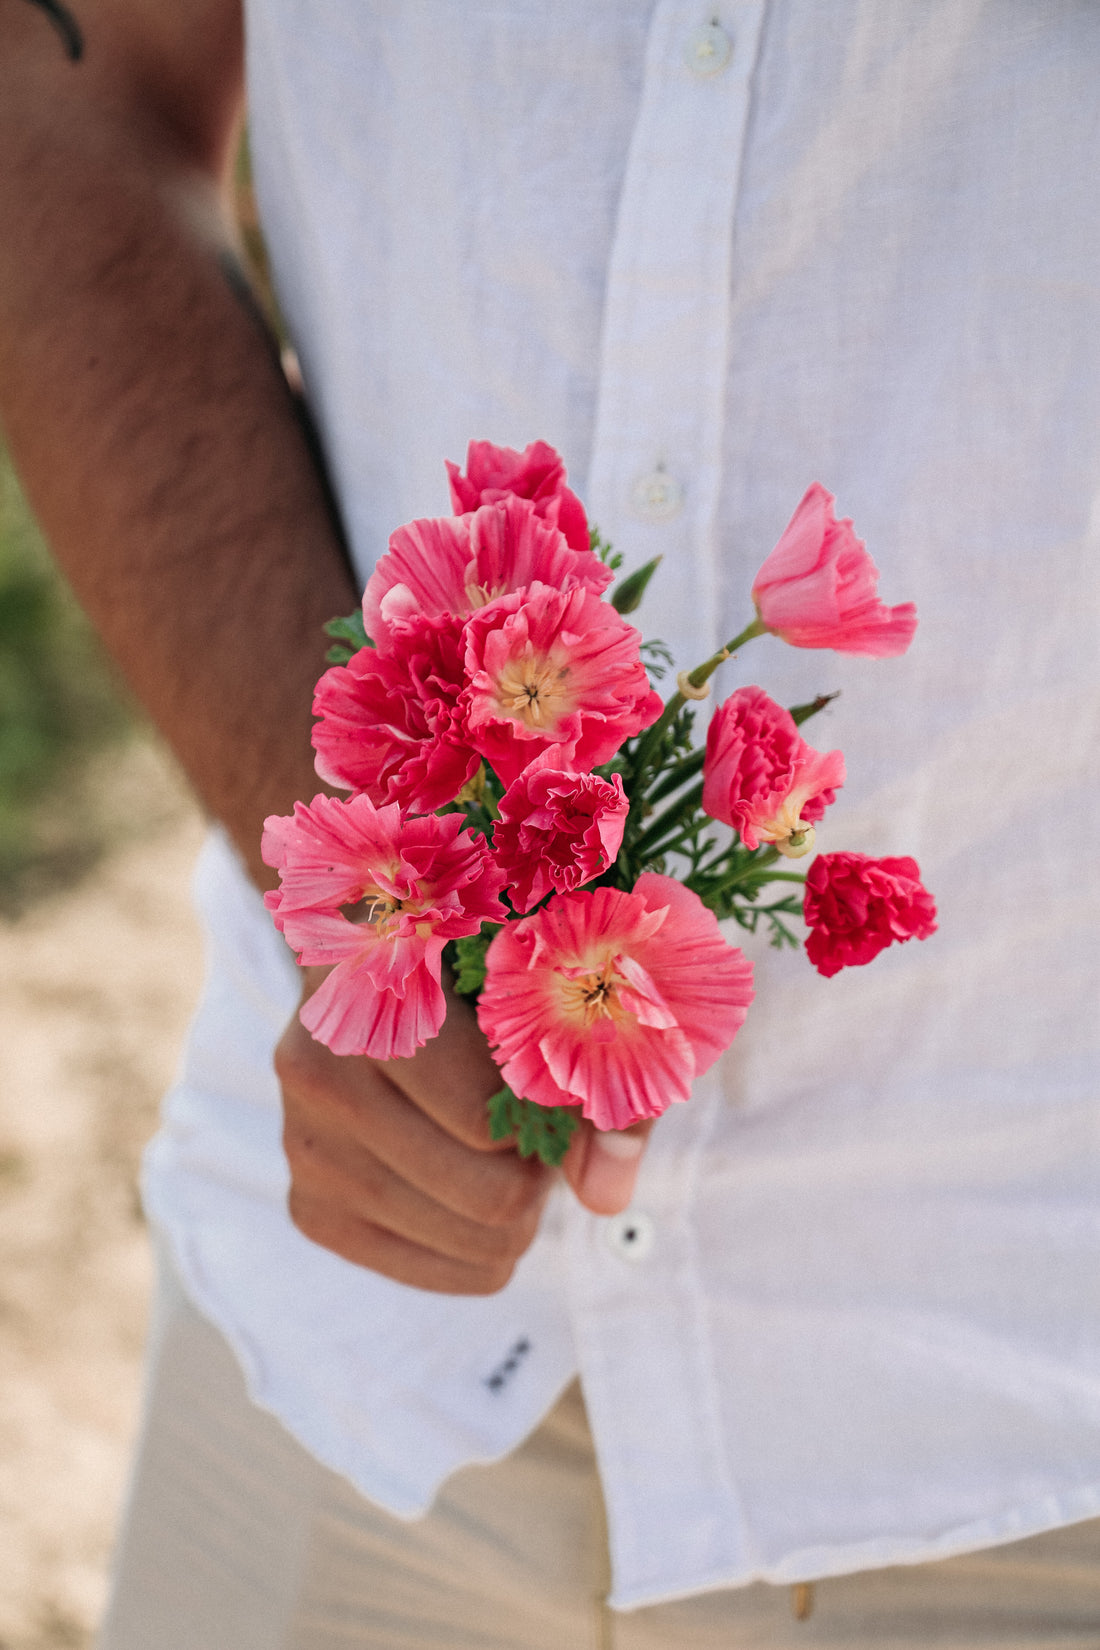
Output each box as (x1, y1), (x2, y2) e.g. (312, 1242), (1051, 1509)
(0, 5), (355, 888)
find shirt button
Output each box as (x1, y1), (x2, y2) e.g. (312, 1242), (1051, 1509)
(684, 21), (733, 77)
(605, 1209), (656, 1263)
(630, 469), (683, 522)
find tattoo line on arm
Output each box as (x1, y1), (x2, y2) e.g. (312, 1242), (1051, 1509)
(20, 0), (83, 62)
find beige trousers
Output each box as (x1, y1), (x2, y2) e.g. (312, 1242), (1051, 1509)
(99, 1253), (1100, 1650)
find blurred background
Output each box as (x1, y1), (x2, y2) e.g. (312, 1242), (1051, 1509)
(0, 442), (205, 1650)
(0, 145), (278, 1650)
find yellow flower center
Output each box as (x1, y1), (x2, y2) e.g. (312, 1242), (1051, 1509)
(559, 958), (627, 1027)
(464, 574), (508, 611)
(343, 886), (404, 932)
(496, 647), (574, 731)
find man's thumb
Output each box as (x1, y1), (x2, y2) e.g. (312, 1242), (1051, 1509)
(563, 1120), (654, 1215)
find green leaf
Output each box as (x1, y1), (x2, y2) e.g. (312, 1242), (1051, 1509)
(450, 927), (500, 997)
(610, 555), (662, 615)
(642, 745), (707, 806)
(487, 1085), (580, 1167)
(789, 691), (839, 727)
(590, 525), (623, 570)
(322, 609), (371, 666)
(630, 780), (705, 859)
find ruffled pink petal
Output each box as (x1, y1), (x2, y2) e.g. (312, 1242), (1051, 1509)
(301, 948), (447, 1061)
(363, 516), (473, 649)
(803, 852), (937, 977)
(752, 484), (917, 657)
(478, 878), (753, 1128)
(261, 796), (405, 914)
(702, 686), (844, 850)
(263, 794), (505, 1059)
(311, 617), (479, 812)
(628, 874), (755, 1075)
(364, 492), (609, 651)
(493, 749), (628, 912)
(462, 584), (662, 788)
(446, 438), (595, 558)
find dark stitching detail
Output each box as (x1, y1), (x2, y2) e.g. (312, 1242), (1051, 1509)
(482, 1337), (532, 1392)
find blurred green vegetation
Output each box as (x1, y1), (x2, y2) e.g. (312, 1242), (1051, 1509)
(0, 448), (137, 915)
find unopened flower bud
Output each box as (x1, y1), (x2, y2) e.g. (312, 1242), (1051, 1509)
(777, 823), (815, 859)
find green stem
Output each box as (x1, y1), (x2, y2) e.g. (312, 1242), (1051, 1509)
(692, 846), (785, 900)
(643, 746), (707, 806)
(631, 781), (705, 858)
(630, 615), (767, 780)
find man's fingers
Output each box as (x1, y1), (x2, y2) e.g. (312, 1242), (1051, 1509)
(380, 983), (510, 1151)
(283, 1066), (550, 1232)
(286, 1188), (524, 1295)
(285, 1126), (546, 1270)
(298, 964), (509, 1153)
(563, 1118), (655, 1216)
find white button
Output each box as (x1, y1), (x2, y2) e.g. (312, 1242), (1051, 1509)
(684, 21), (733, 77)
(630, 469), (683, 522)
(605, 1209), (656, 1263)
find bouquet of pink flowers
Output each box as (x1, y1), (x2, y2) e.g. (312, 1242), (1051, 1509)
(263, 441), (936, 1165)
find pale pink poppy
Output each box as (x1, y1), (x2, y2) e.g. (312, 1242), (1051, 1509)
(446, 438), (590, 554)
(493, 749), (628, 913)
(363, 493), (610, 651)
(461, 583), (663, 788)
(262, 795), (505, 1059)
(752, 484), (917, 656)
(803, 851), (937, 977)
(311, 613), (479, 812)
(478, 874), (754, 1130)
(702, 685), (845, 855)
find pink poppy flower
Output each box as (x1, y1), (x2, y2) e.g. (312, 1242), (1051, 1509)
(752, 483), (917, 656)
(803, 851), (937, 977)
(478, 874), (754, 1130)
(702, 685), (845, 856)
(311, 614), (479, 813)
(262, 795), (505, 1059)
(446, 438), (590, 555)
(493, 749), (629, 913)
(363, 493), (610, 651)
(461, 583), (663, 788)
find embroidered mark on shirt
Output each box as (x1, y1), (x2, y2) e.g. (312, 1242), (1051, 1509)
(483, 1337), (532, 1392)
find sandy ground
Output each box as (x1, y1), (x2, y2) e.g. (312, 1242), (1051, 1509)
(0, 748), (206, 1650)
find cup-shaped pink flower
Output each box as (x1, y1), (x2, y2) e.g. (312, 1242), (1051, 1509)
(702, 685), (845, 856)
(461, 583), (663, 788)
(363, 493), (610, 651)
(311, 613), (479, 812)
(478, 874), (754, 1130)
(803, 851), (937, 977)
(262, 795), (505, 1059)
(493, 749), (629, 913)
(751, 483), (917, 656)
(446, 438), (590, 555)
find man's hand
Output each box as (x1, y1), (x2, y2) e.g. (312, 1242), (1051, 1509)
(277, 970), (652, 1294)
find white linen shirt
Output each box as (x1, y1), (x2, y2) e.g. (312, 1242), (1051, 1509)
(143, 0), (1100, 1610)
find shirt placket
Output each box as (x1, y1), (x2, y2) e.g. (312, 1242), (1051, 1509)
(586, 0), (767, 682)
(576, 0), (767, 1605)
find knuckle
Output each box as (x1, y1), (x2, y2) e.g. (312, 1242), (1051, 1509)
(282, 1116), (321, 1177)
(472, 1257), (519, 1296)
(287, 1184), (324, 1246)
(273, 1024), (311, 1086)
(478, 1167), (546, 1228)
